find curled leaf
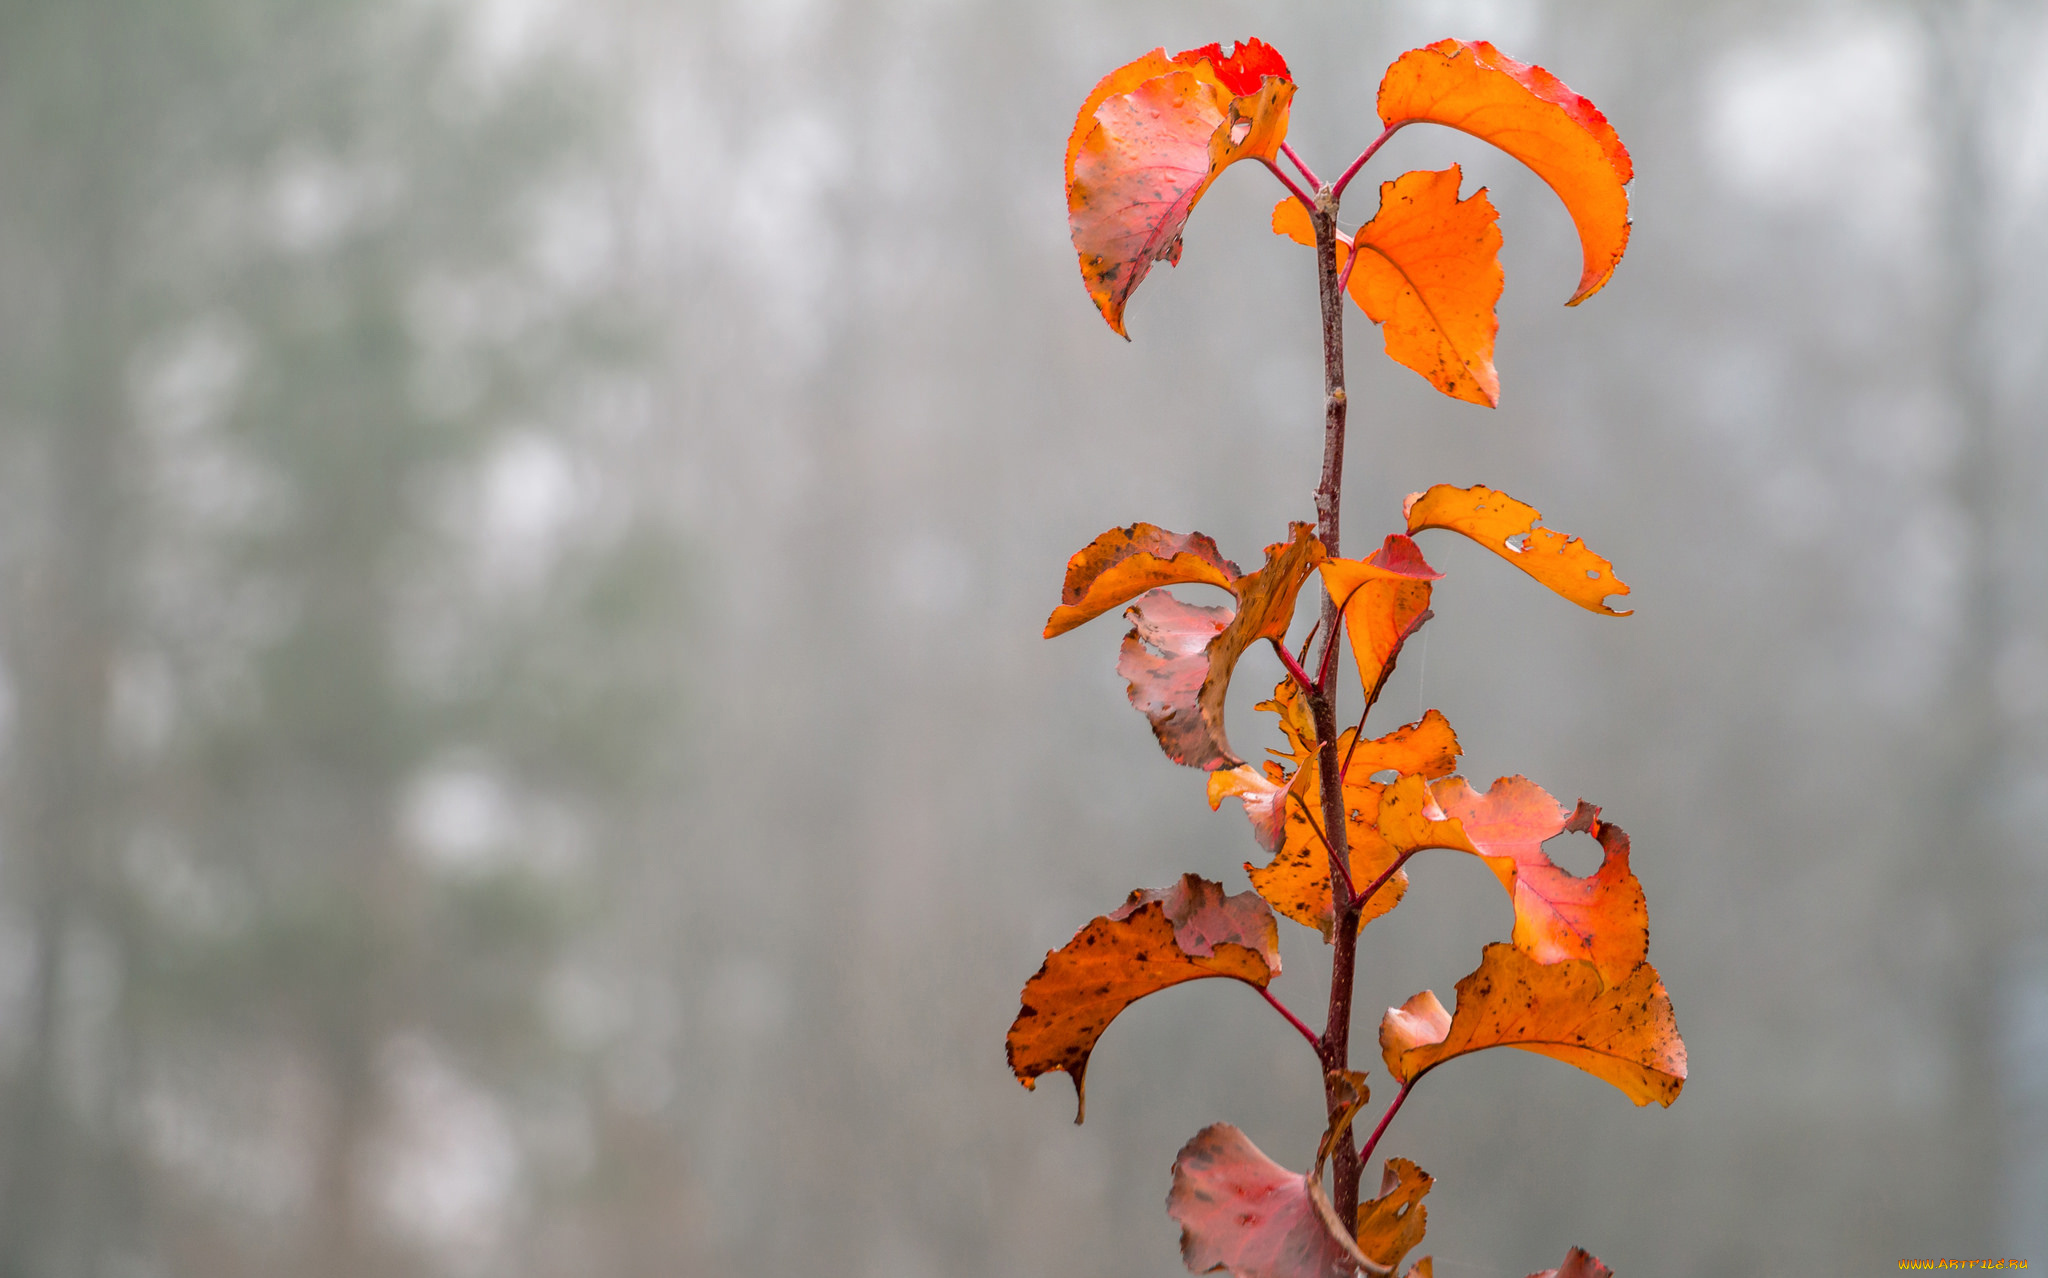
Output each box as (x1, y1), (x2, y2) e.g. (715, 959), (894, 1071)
(1168, 1123), (1359, 1278)
(1009, 875), (1279, 1121)
(1046, 524), (1241, 638)
(1313, 1070), (1374, 1174)
(1119, 524), (1323, 770)
(1320, 535), (1441, 708)
(1274, 167), (1502, 406)
(1069, 41), (1295, 335)
(1379, 943), (1687, 1107)
(1354, 1157), (1433, 1274)
(1404, 484), (1631, 615)
(1527, 1247), (1613, 1278)
(1377, 39), (1632, 305)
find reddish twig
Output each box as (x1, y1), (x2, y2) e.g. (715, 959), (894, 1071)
(1356, 1078), (1415, 1171)
(1305, 184), (1366, 1226)
(1330, 122), (1404, 203)
(1280, 141), (1321, 188)
(1258, 985), (1323, 1053)
(1271, 635), (1319, 695)
(1262, 159), (1318, 220)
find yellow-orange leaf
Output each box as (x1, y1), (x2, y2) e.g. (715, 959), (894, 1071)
(1379, 944), (1687, 1107)
(1354, 1157), (1433, 1274)
(1120, 523), (1322, 770)
(1274, 170), (1502, 406)
(1377, 39), (1632, 305)
(1351, 168), (1503, 406)
(1430, 778), (1648, 982)
(1404, 484), (1631, 615)
(1246, 711), (1462, 940)
(1045, 523), (1241, 638)
(1320, 535), (1441, 707)
(1068, 41), (1295, 336)
(1009, 875), (1279, 1122)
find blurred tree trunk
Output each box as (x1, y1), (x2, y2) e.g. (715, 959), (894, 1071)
(0, 4), (141, 1272)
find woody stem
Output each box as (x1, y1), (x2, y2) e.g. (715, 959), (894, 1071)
(1308, 181), (1365, 1230)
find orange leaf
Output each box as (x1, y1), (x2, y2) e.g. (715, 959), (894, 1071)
(1009, 875), (1278, 1122)
(1246, 709), (1462, 940)
(1119, 523), (1323, 770)
(1379, 944), (1687, 1107)
(1045, 523), (1241, 639)
(1377, 39), (1631, 305)
(1404, 484), (1631, 615)
(1429, 778), (1647, 982)
(1354, 1157), (1433, 1274)
(1168, 1123), (1358, 1278)
(1273, 169), (1502, 406)
(1068, 42), (1296, 335)
(1320, 535), (1441, 707)
(1350, 169), (1503, 406)
(1526, 1247), (1612, 1278)
(1206, 676), (1318, 858)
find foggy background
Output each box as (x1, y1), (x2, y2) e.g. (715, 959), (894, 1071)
(0, 0), (2043, 1275)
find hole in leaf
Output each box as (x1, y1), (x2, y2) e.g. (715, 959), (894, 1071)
(1541, 829), (1603, 877)
(1586, 569), (1600, 579)
(1504, 532), (1530, 553)
(1370, 769), (1399, 785)
(1229, 119), (1252, 146)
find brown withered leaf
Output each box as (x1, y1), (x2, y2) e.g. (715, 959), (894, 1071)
(1068, 41), (1295, 335)
(1355, 1158), (1433, 1275)
(1119, 524), (1322, 770)
(1380, 944), (1687, 1107)
(1045, 523), (1241, 639)
(1169, 1123), (1357, 1278)
(1320, 536), (1442, 708)
(1009, 875), (1280, 1122)
(1430, 778), (1647, 982)
(1405, 484), (1630, 615)
(1527, 1246), (1613, 1278)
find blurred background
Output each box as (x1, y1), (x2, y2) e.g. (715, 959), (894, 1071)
(0, 0), (2042, 1274)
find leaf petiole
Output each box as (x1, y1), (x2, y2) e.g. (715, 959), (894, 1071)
(1260, 157), (1318, 220)
(1330, 122), (1404, 204)
(1257, 984), (1323, 1053)
(1270, 635), (1320, 695)
(1280, 141), (1321, 189)
(1355, 1077), (1415, 1171)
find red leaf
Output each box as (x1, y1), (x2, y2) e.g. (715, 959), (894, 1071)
(1429, 778), (1648, 982)
(1068, 43), (1296, 335)
(1377, 40), (1631, 305)
(1118, 524), (1323, 770)
(1009, 875), (1279, 1121)
(1168, 1123), (1356, 1278)
(1527, 1246), (1614, 1278)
